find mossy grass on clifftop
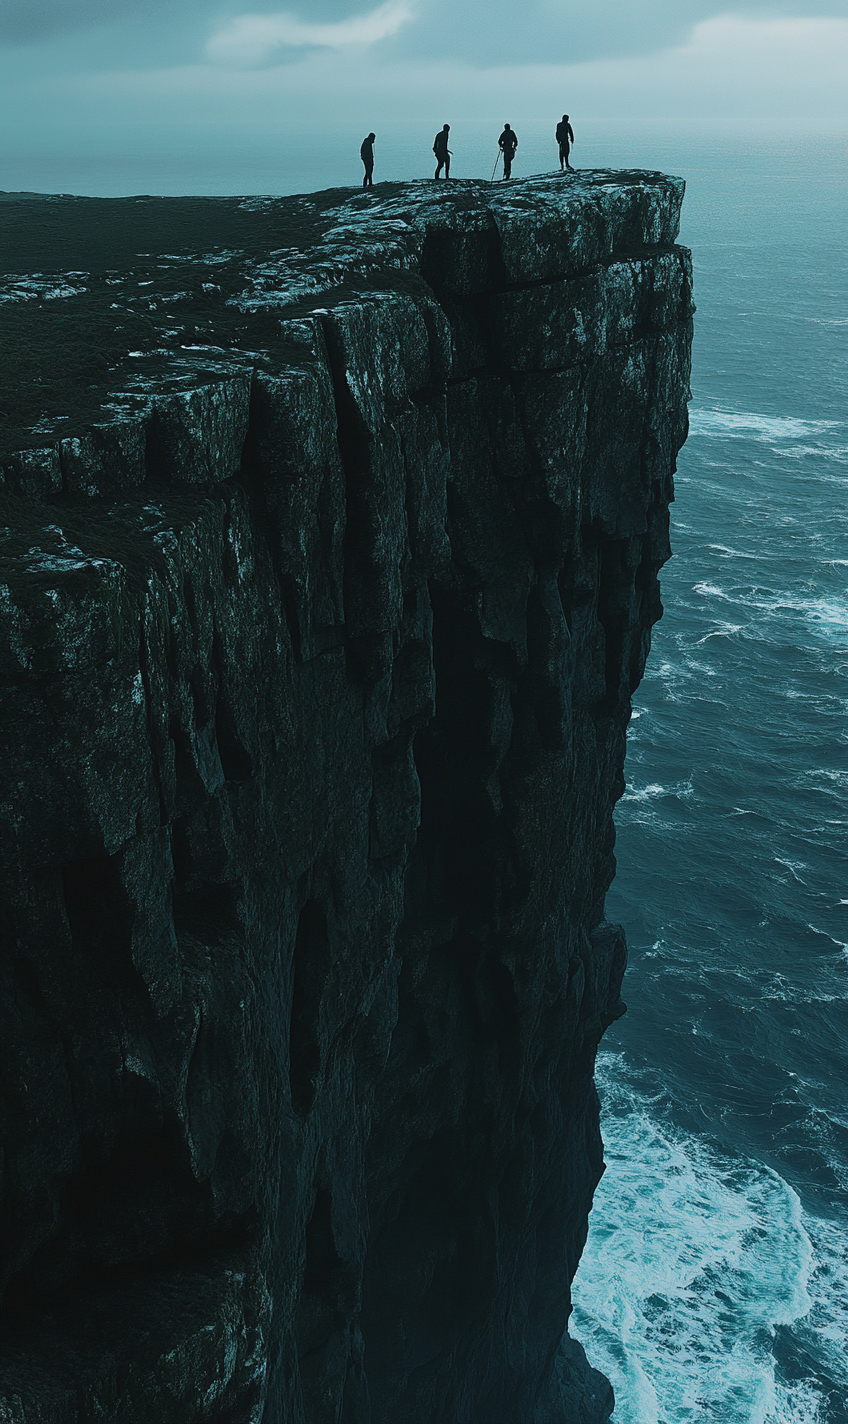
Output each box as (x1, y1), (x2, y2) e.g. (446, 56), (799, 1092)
(1, 173), (684, 465)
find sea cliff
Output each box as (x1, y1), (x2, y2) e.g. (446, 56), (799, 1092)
(0, 173), (693, 1423)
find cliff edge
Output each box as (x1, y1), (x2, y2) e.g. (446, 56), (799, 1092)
(0, 174), (693, 1423)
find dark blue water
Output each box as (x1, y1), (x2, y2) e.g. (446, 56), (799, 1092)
(570, 135), (848, 1424)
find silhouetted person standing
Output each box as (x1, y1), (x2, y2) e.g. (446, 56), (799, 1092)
(360, 132), (376, 187)
(433, 124), (451, 179)
(556, 114), (575, 171)
(499, 124), (518, 179)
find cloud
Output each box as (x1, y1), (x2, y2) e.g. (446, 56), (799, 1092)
(0, 0), (171, 45)
(3, 0), (847, 66)
(382, 0), (848, 66)
(205, 0), (413, 66)
(201, 0), (848, 73)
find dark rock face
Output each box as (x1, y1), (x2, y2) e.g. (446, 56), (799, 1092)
(0, 174), (693, 1422)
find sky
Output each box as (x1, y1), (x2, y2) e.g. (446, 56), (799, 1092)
(1, 0), (846, 193)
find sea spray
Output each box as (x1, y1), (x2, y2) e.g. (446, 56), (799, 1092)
(570, 1054), (844, 1424)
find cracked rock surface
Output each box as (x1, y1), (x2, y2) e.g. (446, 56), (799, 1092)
(0, 173), (693, 1423)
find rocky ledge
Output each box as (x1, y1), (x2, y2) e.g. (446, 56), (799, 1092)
(0, 174), (693, 1423)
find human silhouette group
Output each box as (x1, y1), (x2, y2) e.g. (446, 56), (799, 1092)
(359, 115), (575, 187)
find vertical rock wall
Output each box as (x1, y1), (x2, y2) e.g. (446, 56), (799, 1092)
(0, 174), (693, 1422)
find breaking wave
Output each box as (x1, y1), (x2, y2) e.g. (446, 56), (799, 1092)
(571, 1056), (847, 1424)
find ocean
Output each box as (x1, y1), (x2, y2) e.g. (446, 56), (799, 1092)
(567, 134), (848, 1424)
(6, 127), (846, 1424)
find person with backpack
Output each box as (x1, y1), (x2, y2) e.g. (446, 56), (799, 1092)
(555, 114), (575, 172)
(360, 132), (376, 187)
(433, 124), (452, 179)
(498, 123), (518, 179)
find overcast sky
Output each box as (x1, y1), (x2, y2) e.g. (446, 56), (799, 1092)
(1, 0), (846, 192)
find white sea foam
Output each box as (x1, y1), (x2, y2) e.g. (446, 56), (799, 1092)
(793, 768), (848, 792)
(684, 581), (848, 642)
(693, 622), (744, 645)
(804, 923), (848, 953)
(773, 857), (809, 886)
(748, 592), (848, 637)
(773, 443), (848, 462)
(688, 408), (841, 442)
(620, 777), (695, 806)
(802, 596), (848, 635)
(570, 1054), (846, 1424)
(761, 968), (846, 1001)
(0, 274), (88, 303)
(706, 543), (761, 561)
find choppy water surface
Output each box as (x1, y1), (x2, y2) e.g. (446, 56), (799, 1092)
(570, 136), (847, 1424)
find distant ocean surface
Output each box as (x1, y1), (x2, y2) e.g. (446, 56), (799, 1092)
(6, 128), (845, 1424)
(568, 136), (848, 1424)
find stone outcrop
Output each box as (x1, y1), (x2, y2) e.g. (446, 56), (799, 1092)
(0, 173), (693, 1422)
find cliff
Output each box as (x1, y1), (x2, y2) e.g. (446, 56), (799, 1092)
(0, 174), (693, 1423)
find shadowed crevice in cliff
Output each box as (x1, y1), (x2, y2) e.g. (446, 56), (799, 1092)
(2, 1098), (219, 1308)
(296, 1186), (360, 1415)
(361, 1138), (501, 1389)
(420, 216), (505, 299)
(319, 314), (388, 685)
(240, 364), (347, 668)
(411, 586), (517, 926)
(62, 853), (137, 986)
(289, 901), (332, 1118)
(215, 696), (254, 785)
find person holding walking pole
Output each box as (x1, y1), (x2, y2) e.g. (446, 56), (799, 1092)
(498, 123), (518, 179)
(433, 124), (452, 179)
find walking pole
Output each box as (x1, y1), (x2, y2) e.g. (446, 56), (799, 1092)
(490, 150), (501, 183)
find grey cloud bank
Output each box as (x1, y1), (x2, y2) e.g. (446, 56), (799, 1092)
(3, 0), (848, 61)
(378, 0), (848, 67)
